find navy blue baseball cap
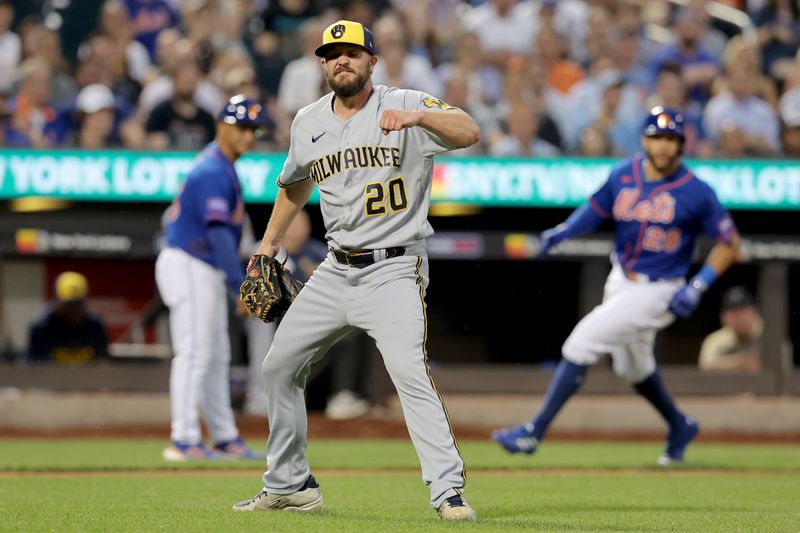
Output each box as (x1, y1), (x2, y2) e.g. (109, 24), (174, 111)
(218, 94), (267, 127)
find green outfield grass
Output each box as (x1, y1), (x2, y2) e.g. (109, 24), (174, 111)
(1, 439), (799, 532)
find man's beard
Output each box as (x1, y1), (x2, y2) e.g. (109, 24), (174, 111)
(645, 149), (680, 174)
(326, 66), (370, 97)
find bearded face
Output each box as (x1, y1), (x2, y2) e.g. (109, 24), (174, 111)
(321, 44), (375, 98)
(642, 135), (682, 174)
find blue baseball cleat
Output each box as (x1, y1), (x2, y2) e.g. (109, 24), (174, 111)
(658, 416), (700, 465)
(213, 437), (267, 460)
(492, 422), (540, 454)
(162, 441), (221, 461)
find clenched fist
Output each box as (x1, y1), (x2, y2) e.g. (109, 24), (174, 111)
(380, 110), (420, 135)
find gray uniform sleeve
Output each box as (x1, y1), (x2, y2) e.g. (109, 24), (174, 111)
(277, 120), (311, 187)
(402, 90), (460, 158)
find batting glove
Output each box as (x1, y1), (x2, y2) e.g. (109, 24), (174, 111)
(668, 281), (706, 318)
(668, 265), (718, 318)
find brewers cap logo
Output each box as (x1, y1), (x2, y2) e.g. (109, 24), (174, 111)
(657, 113), (672, 129)
(331, 24), (345, 39)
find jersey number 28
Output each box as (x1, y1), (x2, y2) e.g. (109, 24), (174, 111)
(364, 177), (408, 216)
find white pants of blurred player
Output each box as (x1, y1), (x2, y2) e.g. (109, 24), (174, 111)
(155, 247), (239, 444)
(562, 261), (685, 384)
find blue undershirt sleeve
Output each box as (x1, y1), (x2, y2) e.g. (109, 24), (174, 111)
(559, 203), (608, 240)
(207, 225), (245, 293)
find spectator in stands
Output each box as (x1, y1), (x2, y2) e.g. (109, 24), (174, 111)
(277, 18), (327, 116)
(78, 31), (142, 110)
(372, 15), (440, 95)
(24, 26), (77, 108)
(536, 25), (584, 98)
(463, 0), (536, 70)
(138, 36), (224, 120)
(99, 0), (152, 85)
(568, 67), (644, 156)
(779, 85), (800, 155)
(27, 272), (109, 365)
(124, 0), (179, 61)
(500, 55), (568, 151)
(649, 7), (720, 107)
(576, 124), (612, 157)
(5, 58), (59, 148)
(753, 0), (800, 84)
(678, 0), (729, 60)
(645, 62), (711, 158)
(440, 70), (494, 155)
(608, 27), (651, 93)
(698, 286), (763, 374)
(436, 31), (503, 106)
(579, 4), (612, 69)
(0, 0), (20, 94)
(704, 60), (781, 156)
(715, 34), (779, 111)
(489, 102), (560, 157)
(70, 83), (144, 148)
(260, 0), (320, 42)
(223, 65), (260, 100)
(145, 60), (216, 150)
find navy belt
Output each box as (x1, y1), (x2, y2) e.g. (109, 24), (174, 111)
(331, 247), (405, 267)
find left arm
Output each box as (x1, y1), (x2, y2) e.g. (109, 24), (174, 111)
(669, 234), (742, 318)
(380, 108), (480, 148)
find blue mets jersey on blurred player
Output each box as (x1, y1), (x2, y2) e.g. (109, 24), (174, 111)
(589, 154), (737, 281)
(164, 142), (245, 266)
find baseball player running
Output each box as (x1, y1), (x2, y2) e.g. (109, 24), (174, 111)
(156, 94), (267, 461)
(493, 107), (741, 465)
(233, 20), (480, 520)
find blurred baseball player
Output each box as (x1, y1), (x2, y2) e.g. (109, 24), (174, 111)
(233, 20), (480, 520)
(156, 94), (266, 461)
(493, 106), (741, 465)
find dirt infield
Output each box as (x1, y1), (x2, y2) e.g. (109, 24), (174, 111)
(3, 412), (800, 443)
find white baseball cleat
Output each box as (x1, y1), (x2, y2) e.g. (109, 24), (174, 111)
(437, 494), (477, 521)
(232, 475), (323, 512)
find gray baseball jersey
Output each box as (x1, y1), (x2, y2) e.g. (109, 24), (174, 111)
(278, 85), (455, 250)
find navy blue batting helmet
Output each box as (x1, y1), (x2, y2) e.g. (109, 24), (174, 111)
(218, 94), (266, 127)
(643, 106), (684, 139)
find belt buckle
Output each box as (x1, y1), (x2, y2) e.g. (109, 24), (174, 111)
(343, 250), (369, 267)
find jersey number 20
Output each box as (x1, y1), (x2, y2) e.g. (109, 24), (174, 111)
(364, 177), (408, 216)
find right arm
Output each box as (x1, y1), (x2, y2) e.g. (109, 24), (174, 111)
(540, 178), (614, 254)
(255, 180), (315, 257)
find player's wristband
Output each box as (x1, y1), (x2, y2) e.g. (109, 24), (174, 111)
(690, 264), (718, 291)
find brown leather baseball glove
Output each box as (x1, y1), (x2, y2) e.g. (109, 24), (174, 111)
(239, 254), (304, 323)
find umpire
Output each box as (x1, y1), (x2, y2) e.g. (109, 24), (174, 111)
(156, 94), (266, 461)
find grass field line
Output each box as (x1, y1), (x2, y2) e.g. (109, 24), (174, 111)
(2, 467), (797, 478)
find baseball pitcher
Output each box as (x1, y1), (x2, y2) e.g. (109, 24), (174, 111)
(493, 106), (741, 465)
(233, 20), (480, 520)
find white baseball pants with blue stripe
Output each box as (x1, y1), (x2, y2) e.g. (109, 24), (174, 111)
(156, 247), (239, 445)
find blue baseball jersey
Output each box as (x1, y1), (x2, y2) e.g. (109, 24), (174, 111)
(164, 142), (245, 267)
(589, 154), (737, 280)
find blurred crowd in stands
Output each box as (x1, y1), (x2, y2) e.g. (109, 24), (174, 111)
(2, 0), (800, 158)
